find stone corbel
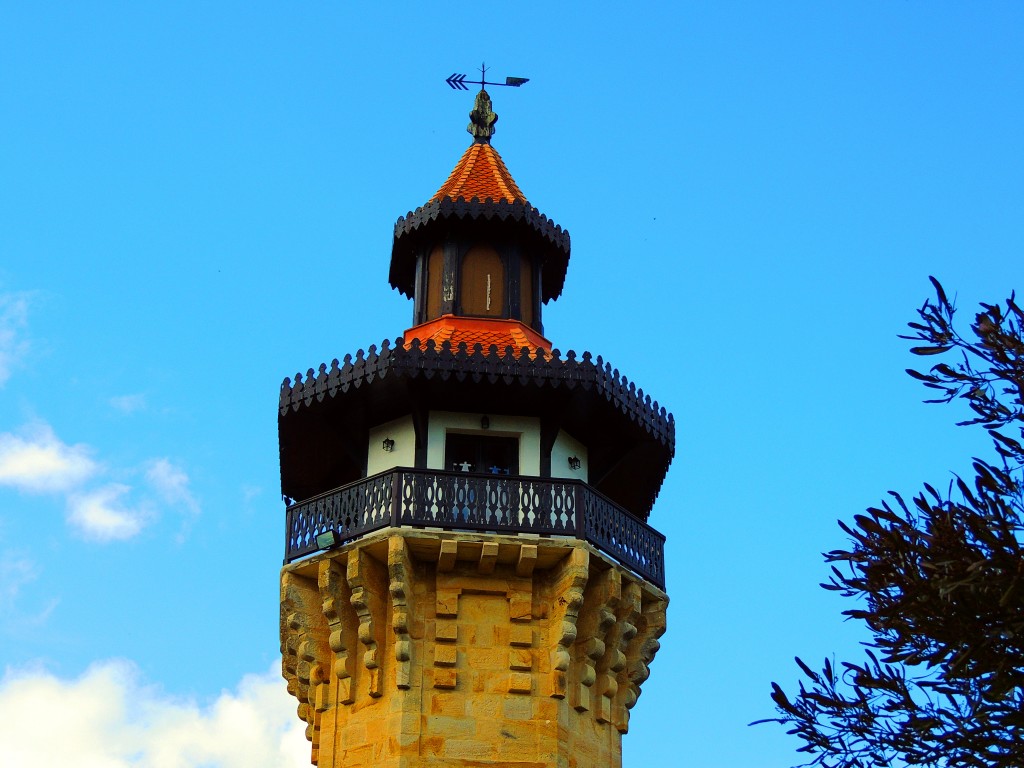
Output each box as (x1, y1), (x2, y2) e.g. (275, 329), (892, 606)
(616, 592), (668, 733)
(281, 571), (331, 752)
(607, 581), (642, 732)
(570, 567), (620, 714)
(593, 572), (633, 724)
(318, 558), (358, 705)
(347, 547), (388, 697)
(547, 548), (589, 699)
(388, 536), (415, 690)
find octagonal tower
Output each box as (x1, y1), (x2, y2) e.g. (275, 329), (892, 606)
(278, 88), (674, 768)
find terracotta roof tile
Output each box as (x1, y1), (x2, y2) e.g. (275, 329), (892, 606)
(430, 143), (525, 204)
(403, 316), (550, 357)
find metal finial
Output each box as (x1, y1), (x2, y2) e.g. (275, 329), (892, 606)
(468, 89), (497, 144)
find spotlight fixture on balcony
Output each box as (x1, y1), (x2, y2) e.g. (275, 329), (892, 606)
(480, 415), (490, 430)
(382, 437), (395, 452)
(315, 530), (339, 550)
(568, 456), (581, 471)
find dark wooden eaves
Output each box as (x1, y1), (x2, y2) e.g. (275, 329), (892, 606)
(278, 338), (674, 518)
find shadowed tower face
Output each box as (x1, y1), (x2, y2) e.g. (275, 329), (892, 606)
(278, 87), (675, 768)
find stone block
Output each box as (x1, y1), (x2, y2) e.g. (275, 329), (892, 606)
(509, 594), (532, 621)
(435, 621), (458, 643)
(508, 672), (532, 694)
(503, 696), (533, 721)
(433, 669), (457, 689)
(509, 648), (533, 671)
(478, 541), (499, 574)
(440, 738), (494, 761)
(434, 645), (458, 667)
(509, 624), (533, 647)
(436, 588), (460, 618)
(429, 693), (466, 717)
(516, 544), (538, 576)
(437, 539), (458, 572)
(426, 715), (477, 739)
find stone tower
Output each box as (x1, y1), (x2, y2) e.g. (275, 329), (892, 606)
(278, 88), (674, 768)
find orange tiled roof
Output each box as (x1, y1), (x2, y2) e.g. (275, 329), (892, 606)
(403, 316), (550, 356)
(430, 143), (526, 204)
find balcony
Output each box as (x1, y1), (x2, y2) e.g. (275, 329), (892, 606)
(284, 468), (666, 589)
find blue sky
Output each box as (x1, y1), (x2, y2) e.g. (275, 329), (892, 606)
(0, 3), (1021, 766)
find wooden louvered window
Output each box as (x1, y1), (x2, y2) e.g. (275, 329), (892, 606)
(460, 245), (504, 317)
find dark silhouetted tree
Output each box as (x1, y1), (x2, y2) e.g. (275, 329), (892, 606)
(761, 278), (1024, 768)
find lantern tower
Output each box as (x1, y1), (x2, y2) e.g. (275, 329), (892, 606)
(278, 87), (674, 768)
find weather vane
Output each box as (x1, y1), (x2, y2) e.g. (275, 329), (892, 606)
(445, 62), (529, 91)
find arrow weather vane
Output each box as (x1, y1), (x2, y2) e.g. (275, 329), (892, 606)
(446, 62), (529, 91)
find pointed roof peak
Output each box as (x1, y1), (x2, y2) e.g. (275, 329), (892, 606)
(430, 141), (525, 205)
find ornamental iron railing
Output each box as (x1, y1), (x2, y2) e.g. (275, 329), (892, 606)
(284, 468), (665, 589)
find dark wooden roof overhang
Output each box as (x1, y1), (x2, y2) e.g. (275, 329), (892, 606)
(389, 197), (571, 303)
(278, 338), (674, 521)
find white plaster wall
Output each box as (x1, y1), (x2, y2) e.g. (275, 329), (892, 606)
(367, 415), (416, 475)
(551, 429), (588, 481)
(427, 411), (541, 475)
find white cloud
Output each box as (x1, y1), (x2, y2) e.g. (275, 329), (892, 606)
(0, 427), (202, 544)
(67, 484), (148, 541)
(0, 293), (30, 387)
(0, 423), (97, 493)
(145, 459), (200, 517)
(0, 661), (309, 768)
(109, 394), (147, 414)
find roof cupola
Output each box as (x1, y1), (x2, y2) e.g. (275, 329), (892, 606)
(390, 89), (570, 348)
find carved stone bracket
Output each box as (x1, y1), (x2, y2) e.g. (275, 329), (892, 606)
(318, 559), (357, 705)
(570, 568), (619, 715)
(592, 572), (631, 724)
(347, 547), (388, 698)
(617, 593), (668, 733)
(388, 536), (414, 690)
(281, 571), (331, 761)
(548, 548), (589, 699)
(607, 581), (642, 731)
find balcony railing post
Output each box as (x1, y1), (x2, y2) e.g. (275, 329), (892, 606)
(390, 469), (402, 529)
(573, 481), (585, 540)
(283, 504), (292, 565)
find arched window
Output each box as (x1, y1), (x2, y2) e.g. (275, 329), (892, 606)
(460, 245), (504, 317)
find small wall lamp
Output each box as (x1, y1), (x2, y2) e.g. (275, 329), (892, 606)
(568, 456), (581, 471)
(382, 437), (395, 452)
(480, 415), (490, 430)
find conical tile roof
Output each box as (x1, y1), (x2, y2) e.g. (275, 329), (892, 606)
(430, 142), (525, 204)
